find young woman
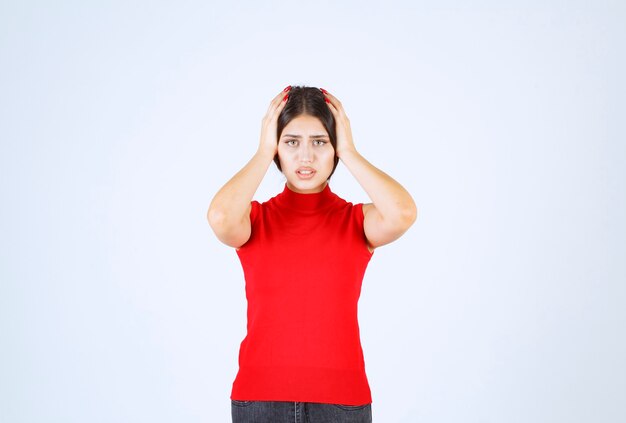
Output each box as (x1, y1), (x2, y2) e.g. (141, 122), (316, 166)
(208, 85), (417, 423)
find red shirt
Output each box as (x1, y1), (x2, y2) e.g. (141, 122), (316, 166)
(231, 183), (374, 405)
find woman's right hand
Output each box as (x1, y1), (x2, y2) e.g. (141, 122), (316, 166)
(258, 86), (291, 156)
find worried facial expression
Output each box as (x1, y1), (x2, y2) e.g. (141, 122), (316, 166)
(277, 114), (335, 193)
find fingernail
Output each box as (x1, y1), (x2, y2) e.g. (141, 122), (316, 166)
(320, 88), (328, 94)
(283, 94), (289, 101)
(283, 85), (292, 92)
(324, 97), (330, 103)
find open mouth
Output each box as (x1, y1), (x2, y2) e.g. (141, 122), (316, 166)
(296, 168), (316, 179)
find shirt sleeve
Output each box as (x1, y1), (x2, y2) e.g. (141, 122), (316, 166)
(354, 203), (366, 233)
(353, 203), (374, 256)
(249, 200), (261, 227)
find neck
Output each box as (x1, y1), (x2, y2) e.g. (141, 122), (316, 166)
(277, 182), (336, 212)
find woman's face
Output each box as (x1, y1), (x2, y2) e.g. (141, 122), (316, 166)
(277, 114), (335, 194)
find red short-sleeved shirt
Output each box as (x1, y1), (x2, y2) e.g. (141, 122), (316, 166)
(231, 183), (374, 405)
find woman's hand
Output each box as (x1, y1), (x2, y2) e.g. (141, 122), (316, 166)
(321, 88), (357, 159)
(258, 86), (291, 156)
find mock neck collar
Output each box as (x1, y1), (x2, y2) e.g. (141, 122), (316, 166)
(275, 183), (337, 212)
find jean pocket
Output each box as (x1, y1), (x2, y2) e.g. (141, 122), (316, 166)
(332, 403), (371, 411)
(231, 399), (254, 407)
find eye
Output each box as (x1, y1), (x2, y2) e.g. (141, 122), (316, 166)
(313, 140), (327, 146)
(285, 139), (298, 146)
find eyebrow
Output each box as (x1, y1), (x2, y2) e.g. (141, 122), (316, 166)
(282, 134), (329, 139)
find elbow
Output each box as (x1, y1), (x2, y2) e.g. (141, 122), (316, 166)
(398, 200), (418, 230)
(207, 205), (250, 248)
(207, 206), (226, 232)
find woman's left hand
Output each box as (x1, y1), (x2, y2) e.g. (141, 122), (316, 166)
(321, 88), (357, 159)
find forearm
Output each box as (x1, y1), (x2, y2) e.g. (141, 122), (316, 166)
(208, 148), (275, 227)
(340, 149), (417, 223)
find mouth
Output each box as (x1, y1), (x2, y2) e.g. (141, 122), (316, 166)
(296, 167), (316, 179)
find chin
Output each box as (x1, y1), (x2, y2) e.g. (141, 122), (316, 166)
(287, 178), (327, 193)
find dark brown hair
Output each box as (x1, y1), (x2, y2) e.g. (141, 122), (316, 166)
(274, 86), (339, 179)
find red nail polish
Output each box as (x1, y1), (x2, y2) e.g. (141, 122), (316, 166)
(283, 85), (292, 92)
(320, 88), (327, 94)
(283, 94), (289, 101)
(324, 97), (330, 103)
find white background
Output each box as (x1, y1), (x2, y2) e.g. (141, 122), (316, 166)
(1, 1), (624, 422)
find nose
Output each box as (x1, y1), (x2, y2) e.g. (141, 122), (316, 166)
(299, 143), (313, 163)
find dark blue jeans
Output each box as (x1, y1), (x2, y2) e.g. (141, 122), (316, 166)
(231, 400), (372, 423)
